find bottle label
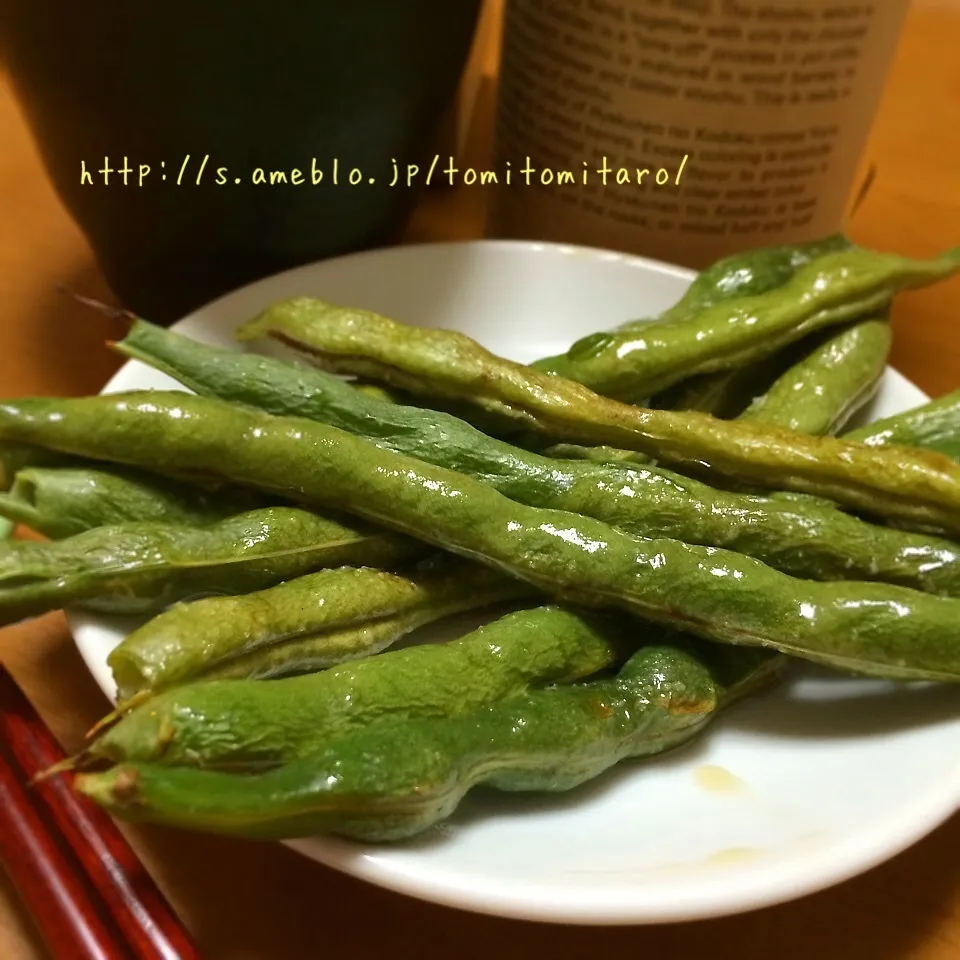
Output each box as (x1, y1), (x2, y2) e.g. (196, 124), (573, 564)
(488, 0), (908, 266)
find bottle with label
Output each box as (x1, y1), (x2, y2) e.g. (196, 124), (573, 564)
(487, 0), (909, 268)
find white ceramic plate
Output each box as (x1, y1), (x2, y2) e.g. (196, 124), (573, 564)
(70, 240), (960, 925)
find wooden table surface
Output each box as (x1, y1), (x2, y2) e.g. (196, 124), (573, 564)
(1, 3), (959, 957)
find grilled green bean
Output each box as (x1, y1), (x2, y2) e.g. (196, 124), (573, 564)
(75, 641), (779, 841)
(543, 382), (953, 468)
(234, 292), (960, 534)
(525, 246), (957, 399)
(655, 314), (889, 429)
(0, 442), (80, 490)
(621, 235), (854, 334)
(552, 235), (855, 401)
(7, 392), (960, 680)
(352, 382), (404, 404)
(0, 503), (424, 624)
(609, 236), (857, 411)
(535, 237), (854, 412)
(89, 605), (632, 770)
(196, 606), (486, 683)
(112, 321), (960, 596)
(650, 364), (780, 419)
(108, 557), (528, 698)
(533, 442), (653, 467)
(846, 389), (960, 461)
(740, 318), (892, 435)
(0, 465), (261, 539)
(629, 238), (856, 414)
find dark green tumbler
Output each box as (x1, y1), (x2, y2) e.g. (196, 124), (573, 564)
(0, 2), (481, 321)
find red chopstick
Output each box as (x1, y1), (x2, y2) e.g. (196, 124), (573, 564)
(0, 744), (131, 959)
(0, 665), (201, 960)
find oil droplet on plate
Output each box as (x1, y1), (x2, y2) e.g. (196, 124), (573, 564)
(693, 764), (748, 796)
(705, 846), (761, 866)
(644, 846), (765, 878)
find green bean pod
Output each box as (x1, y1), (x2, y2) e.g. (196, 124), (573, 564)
(846, 389), (960, 461)
(639, 295), (857, 419)
(351, 381), (512, 435)
(614, 235), (858, 411)
(112, 322), (960, 596)
(652, 313), (888, 427)
(233, 283), (960, 535)
(621, 235), (854, 333)
(740, 317), (892, 435)
(196, 606), (483, 683)
(542, 235), (854, 398)
(0, 503), (424, 625)
(545, 380), (953, 468)
(524, 246), (957, 399)
(108, 557), (529, 698)
(89, 605), (634, 770)
(351, 383), (404, 404)
(0, 442), (80, 490)
(75, 641), (778, 842)
(533, 442), (653, 467)
(650, 363), (780, 419)
(7, 392), (960, 680)
(0, 465), (262, 539)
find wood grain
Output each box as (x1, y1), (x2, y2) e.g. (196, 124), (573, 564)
(0, 2), (958, 957)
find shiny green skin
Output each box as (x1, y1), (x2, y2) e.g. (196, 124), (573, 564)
(554, 235), (853, 411)
(741, 318), (892, 435)
(0, 465), (261, 539)
(8, 393), (960, 681)
(650, 313), (886, 425)
(77, 641), (779, 842)
(551, 235), (854, 401)
(351, 383), (405, 404)
(621, 235), (854, 333)
(0, 442), (79, 489)
(91, 606), (631, 771)
(0, 504), (423, 625)
(109, 558), (528, 699)
(527, 245), (950, 400)
(234, 266), (960, 536)
(197, 603), (501, 683)
(542, 329), (917, 464)
(651, 363), (784, 420)
(534, 442), (654, 467)
(846, 389), (960, 462)
(114, 322), (960, 596)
